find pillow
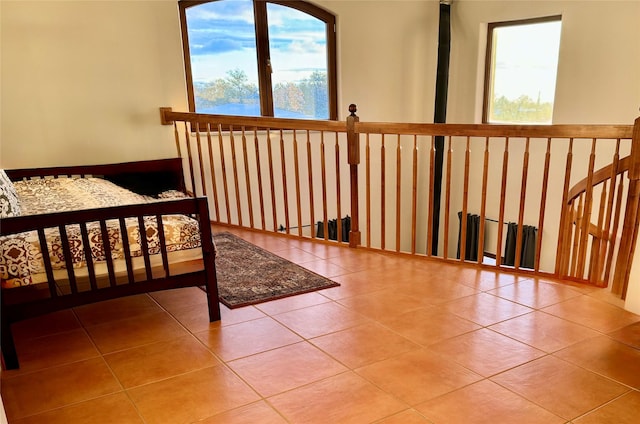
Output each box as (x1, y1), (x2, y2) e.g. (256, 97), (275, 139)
(156, 190), (190, 200)
(0, 169), (21, 218)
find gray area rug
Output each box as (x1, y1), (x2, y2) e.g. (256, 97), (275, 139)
(213, 232), (340, 308)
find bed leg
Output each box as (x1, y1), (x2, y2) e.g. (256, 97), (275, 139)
(205, 261), (221, 322)
(207, 265), (220, 322)
(196, 199), (221, 322)
(1, 317), (19, 370)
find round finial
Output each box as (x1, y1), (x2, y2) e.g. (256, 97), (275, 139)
(348, 104), (357, 116)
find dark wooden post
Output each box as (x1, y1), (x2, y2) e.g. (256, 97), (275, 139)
(431, 0), (452, 255)
(347, 104), (361, 247)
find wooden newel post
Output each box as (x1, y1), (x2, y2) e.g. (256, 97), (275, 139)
(347, 104), (361, 247)
(159, 107), (174, 125)
(613, 116), (640, 298)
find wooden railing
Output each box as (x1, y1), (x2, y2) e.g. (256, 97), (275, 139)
(160, 107), (640, 298)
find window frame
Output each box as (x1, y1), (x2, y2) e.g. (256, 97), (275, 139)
(179, 0), (338, 120)
(482, 15), (562, 124)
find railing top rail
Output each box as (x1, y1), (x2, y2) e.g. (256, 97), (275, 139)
(354, 121), (634, 139)
(161, 109), (347, 132)
(567, 155), (632, 203)
(161, 108), (635, 139)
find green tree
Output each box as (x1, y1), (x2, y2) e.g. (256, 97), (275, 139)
(274, 82), (305, 113)
(195, 69), (259, 107)
(491, 94), (553, 123)
(299, 71), (328, 117)
(195, 69), (329, 118)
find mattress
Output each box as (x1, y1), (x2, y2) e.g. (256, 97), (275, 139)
(0, 177), (203, 288)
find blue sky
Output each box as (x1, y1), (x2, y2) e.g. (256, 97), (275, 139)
(186, 0), (327, 85)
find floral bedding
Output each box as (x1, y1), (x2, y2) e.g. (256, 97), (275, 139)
(0, 177), (201, 288)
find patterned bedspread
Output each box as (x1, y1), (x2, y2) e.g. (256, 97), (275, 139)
(1, 178), (201, 288)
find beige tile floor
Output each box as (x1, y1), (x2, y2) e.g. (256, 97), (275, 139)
(2, 226), (640, 423)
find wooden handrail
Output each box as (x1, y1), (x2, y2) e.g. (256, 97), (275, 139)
(355, 121), (633, 138)
(160, 107), (346, 132)
(567, 156), (631, 202)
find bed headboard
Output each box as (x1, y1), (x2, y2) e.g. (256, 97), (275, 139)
(5, 158), (186, 196)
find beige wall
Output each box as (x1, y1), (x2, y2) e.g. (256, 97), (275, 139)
(3, 0), (637, 162)
(448, 0), (640, 125)
(317, 0), (438, 122)
(0, 0), (187, 168)
(2, 0), (639, 309)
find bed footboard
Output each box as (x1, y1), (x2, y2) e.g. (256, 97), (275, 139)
(1, 197), (220, 370)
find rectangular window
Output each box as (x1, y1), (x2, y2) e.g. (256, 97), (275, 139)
(483, 16), (562, 124)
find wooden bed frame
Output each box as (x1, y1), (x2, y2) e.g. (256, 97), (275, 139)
(1, 158), (221, 370)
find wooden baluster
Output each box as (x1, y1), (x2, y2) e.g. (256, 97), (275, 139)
(396, 134), (402, 252)
(444, 136), (452, 260)
(381, 134), (386, 250)
(230, 125), (243, 227)
(460, 136), (470, 262)
(366, 133), (372, 248)
(535, 138), (552, 272)
(604, 175), (624, 283)
(173, 121), (182, 159)
(556, 138), (574, 276)
(195, 123), (206, 196)
(241, 127), (255, 229)
(570, 193), (584, 277)
(206, 124), (221, 222)
(307, 130), (316, 238)
(280, 129), (290, 234)
(478, 137), (489, 265)
(321, 131), (329, 240)
(217, 124), (231, 224)
(293, 130), (302, 237)
(599, 139), (621, 282)
(560, 198), (575, 277)
(589, 180), (608, 285)
(335, 132), (342, 242)
(254, 128), (266, 231)
(267, 129), (278, 232)
(496, 137), (509, 267)
(184, 122), (197, 196)
(576, 139), (597, 279)
(620, 181), (640, 299)
(515, 137), (531, 270)
(411, 135), (418, 254)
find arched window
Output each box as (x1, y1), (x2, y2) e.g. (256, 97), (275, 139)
(179, 0), (337, 120)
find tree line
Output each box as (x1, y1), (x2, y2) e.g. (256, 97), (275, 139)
(195, 69), (328, 118)
(490, 94), (553, 123)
